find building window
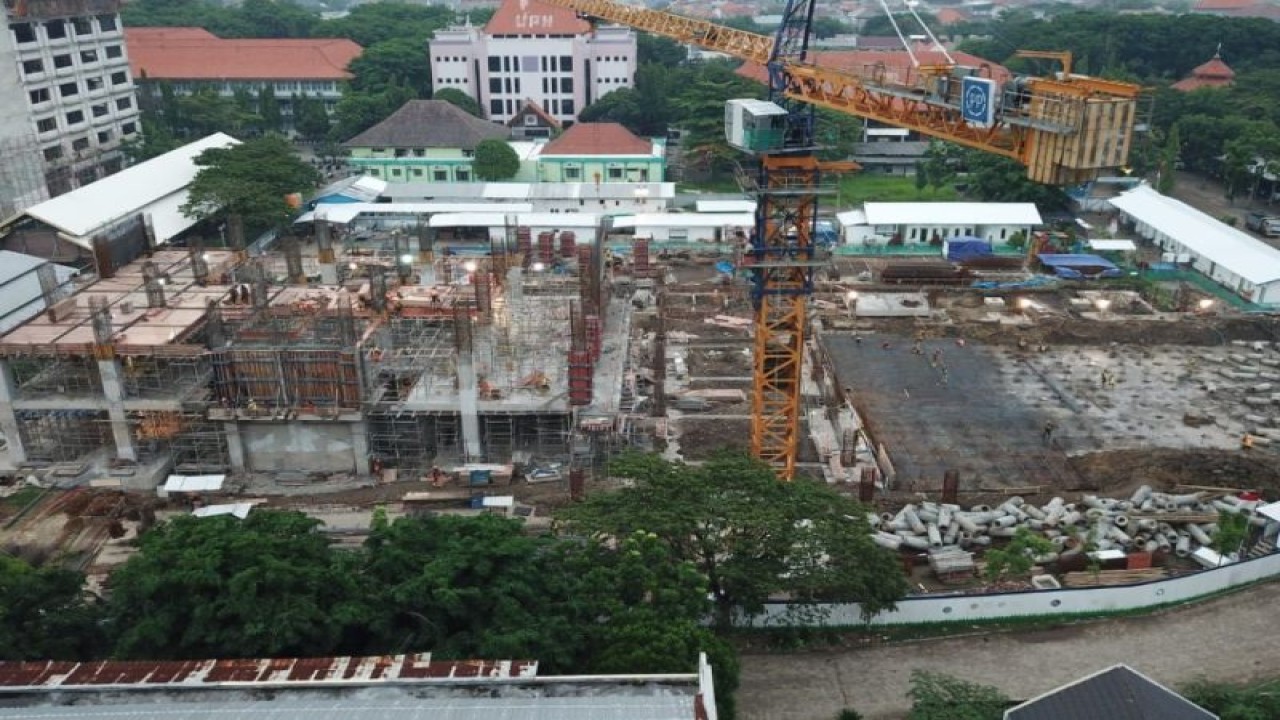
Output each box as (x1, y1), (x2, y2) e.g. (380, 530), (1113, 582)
(562, 78), (573, 93)
(368, 168), (381, 176)
(45, 20), (66, 39)
(97, 15), (117, 31)
(431, 169), (448, 181)
(413, 148), (424, 157)
(36, 117), (57, 133)
(116, 97), (131, 110)
(562, 99), (574, 115)
(394, 148), (408, 158)
(121, 121), (136, 135)
(490, 99), (503, 115)
(54, 54), (72, 69)
(43, 145), (63, 161)
(564, 166), (581, 180)
(488, 56), (500, 72)
(72, 18), (92, 36)
(97, 129), (112, 143)
(12, 23), (36, 43)
(489, 77), (501, 93)
(91, 103), (108, 117)
(71, 137), (89, 151)
(66, 110), (84, 124)
(86, 77), (104, 91)
(412, 168), (423, 177)
(456, 168), (470, 181)
(22, 59), (43, 74)
(559, 55), (572, 71)
(608, 166), (623, 179)
(59, 82), (78, 97)
(105, 44), (122, 58)
(391, 168), (402, 177)
(29, 88), (50, 104)
(110, 71), (127, 85)
(80, 49), (98, 63)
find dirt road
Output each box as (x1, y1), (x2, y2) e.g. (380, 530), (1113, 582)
(738, 581), (1280, 720)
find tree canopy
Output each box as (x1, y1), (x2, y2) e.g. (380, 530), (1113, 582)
(434, 88), (484, 118)
(560, 450), (908, 625)
(181, 135), (319, 231)
(472, 139), (521, 181)
(0, 555), (104, 661)
(907, 671), (1012, 720)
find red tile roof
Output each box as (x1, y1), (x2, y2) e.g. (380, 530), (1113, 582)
(484, 0), (590, 36)
(506, 99), (562, 129)
(126, 28), (362, 81)
(737, 49), (1012, 87)
(1193, 0), (1257, 9)
(540, 122), (651, 156)
(936, 7), (971, 25)
(1172, 54), (1235, 91)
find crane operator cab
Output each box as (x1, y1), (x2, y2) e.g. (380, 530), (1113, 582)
(725, 98), (790, 153)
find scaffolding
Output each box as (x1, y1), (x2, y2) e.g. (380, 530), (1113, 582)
(9, 355), (102, 398)
(121, 355), (210, 399)
(169, 413), (231, 472)
(17, 410), (111, 464)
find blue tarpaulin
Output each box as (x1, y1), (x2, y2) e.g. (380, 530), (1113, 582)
(944, 236), (993, 262)
(1037, 253), (1123, 279)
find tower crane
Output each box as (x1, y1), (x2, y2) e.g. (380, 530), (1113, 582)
(545, 0), (1144, 478)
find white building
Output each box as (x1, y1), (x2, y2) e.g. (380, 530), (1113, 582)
(837, 202), (1042, 246)
(0, 0), (140, 213)
(1109, 184), (1280, 306)
(429, 0), (636, 125)
(381, 181), (675, 214)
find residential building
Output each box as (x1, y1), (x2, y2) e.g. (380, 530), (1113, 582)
(1005, 664), (1217, 720)
(428, 0), (636, 126)
(343, 100), (510, 183)
(837, 202), (1042, 246)
(0, 0), (140, 211)
(125, 27), (362, 131)
(1171, 51), (1235, 91)
(536, 122), (664, 183)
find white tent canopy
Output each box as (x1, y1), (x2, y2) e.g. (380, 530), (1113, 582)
(861, 202), (1042, 226)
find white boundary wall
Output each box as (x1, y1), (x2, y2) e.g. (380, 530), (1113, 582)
(748, 552), (1280, 627)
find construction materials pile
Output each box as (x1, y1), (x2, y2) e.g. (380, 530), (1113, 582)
(869, 485), (1272, 568)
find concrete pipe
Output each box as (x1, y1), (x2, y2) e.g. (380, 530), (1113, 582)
(873, 512), (890, 526)
(970, 504), (992, 513)
(988, 526), (1019, 538)
(956, 515), (981, 533)
(900, 534), (931, 550)
(873, 532), (904, 551)
(921, 501), (939, 512)
(917, 508), (939, 524)
(1108, 526), (1132, 544)
(1136, 518), (1158, 532)
(1171, 493), (1204, 506)
(1161, 501), (1179, 511)
(1113, 514), (1131, 529)
(993, 515), (1018, 528)
(879, 512), (894, 523)
(1157, 522), (1175, 535)
(970, 535), (993, 547)
(1027, 518), (1046, 531)
(1202, 522), (1220, 534)
(1187, 524), (1212, 546)
(927, 523), (943, 548)
(1061, 511), (1083, 526)
(944, 527), (959, 546)
(1033, 552), (1059, 564)
(1051, 535), (1072, 547)
(1046, 496), (1066, 509)
(1140, 499), (1157, 512)
(903, 506), (927, 535)
(1059, 545), (1084, 560)
(1212, 500), (1241, 514)
(1096, 538), (1116, 550)
(888, 518), (910, 532)
(1045, 507), (1064, 527)
(1082, 495), (1106, 509)
(1249, 514), (1270, 528)
(1115, 501), (1133, 512)
(1043, 529), (1063, 539)
(1130, 485), (1153, 505)
(1175, 533), (1192, 558)
(937, 506), (953, 529)
(1085, 508), (1106, 520)
(1132, 533), (1149, 546)
(967, 511), (998, 524)
(941, 503), (962, 512)
(1023, 504), (1047, 521)
(1007, 496), (1026, 508)
(1156, 535), (1172, 551)
(1143, 540), (1160, 554)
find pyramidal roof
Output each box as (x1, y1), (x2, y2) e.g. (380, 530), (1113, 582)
(1171, 52), (1235, 91)
(485, 0), (590, 36)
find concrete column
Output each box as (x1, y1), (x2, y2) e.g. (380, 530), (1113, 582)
(319, 263), (338, 284)
(350, 420), (371, 476)
(0, 359), (27, 466)
(223, 422), (246, 473)
(457, 354), (482, 461)
(97, 358), (136, 462)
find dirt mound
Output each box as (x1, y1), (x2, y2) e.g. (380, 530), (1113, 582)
(1067, 448), (1280, 497)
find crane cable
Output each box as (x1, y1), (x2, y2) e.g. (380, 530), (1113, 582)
(876, 0), (919, 68)
(902, 0), (955, 65)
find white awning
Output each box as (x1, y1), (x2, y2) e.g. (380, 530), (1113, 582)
(614, 213), (753, 229)
(428, 212), (602, 229)
(192, 502), (255, 519)
(305, 202), (535, 225)
(863, 202), (1042, 226)
(1257, 502), (1280, 524)
(1087, 239), (1138, 252)
(696, 200), (756, 213)
(160, 474), (226, 495)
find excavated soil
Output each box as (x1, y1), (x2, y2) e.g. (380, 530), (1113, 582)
(1066, 448), (1280, 498)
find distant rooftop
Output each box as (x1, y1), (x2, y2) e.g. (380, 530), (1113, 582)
(540, 123), (654, 156)
(484, 0), (591, 35)
(126, 27), (362, 81)
(343, 100), (509, 149)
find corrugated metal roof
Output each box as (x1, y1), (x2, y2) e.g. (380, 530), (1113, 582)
(1109, 184), (1280, 285)
(1004, 665), (1217, 720)
(614, 213), (753, 228)
(379, 182), (676, 201)
(696, 200), (755, 213)
(307, 203), (535, 225)
(429, 213), (602, 228)
(9, 133), (240, 243)
(862, 202), (1042, 226)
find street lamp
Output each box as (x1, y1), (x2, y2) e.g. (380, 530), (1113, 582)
(531, 262), (546, 272)
(463, 260), (478, 273)
(1198, 298), (1216, 311)
(1016, 297), (1032, 312)
(1095, 298), (1111, 315)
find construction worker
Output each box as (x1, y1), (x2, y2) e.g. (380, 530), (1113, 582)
(1042, 420), (1056, 447)
(1243, 433), (1255, 451)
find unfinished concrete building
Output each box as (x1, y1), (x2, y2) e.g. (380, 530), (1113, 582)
(0, 220), (629, 486)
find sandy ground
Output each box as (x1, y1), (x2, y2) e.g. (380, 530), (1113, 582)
(738, 579), (1280, 720)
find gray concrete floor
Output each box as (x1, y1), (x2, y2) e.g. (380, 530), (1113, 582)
(738, 580), (1280, 720)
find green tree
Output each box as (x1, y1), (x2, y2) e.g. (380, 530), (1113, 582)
(434, 88), (483, 118)
(105, 510), (367, 659)
(350, 37), (433, 97)
(330, 85), (414, 142)
(120, 114), (183, 164)
(0, 555), (105, 660)
(257, 88), (282, 134)
(1183, 679), (1280, 720)
(293, 93), (331, 142)
(959, 149), (1070, 210)
(908, 671), (1011, 720)
(921, 141), (957, 197)
(472, 139), (520, 180)
(560, 450), (908, 626)
(982, 527), (1056, 583)
(638, 33), (685, 68)
(181, 135), (320, 230)
(1212, 512), (1250, 555)
(1158, 123), (1181, 194)
(316, 2), (455, 47)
